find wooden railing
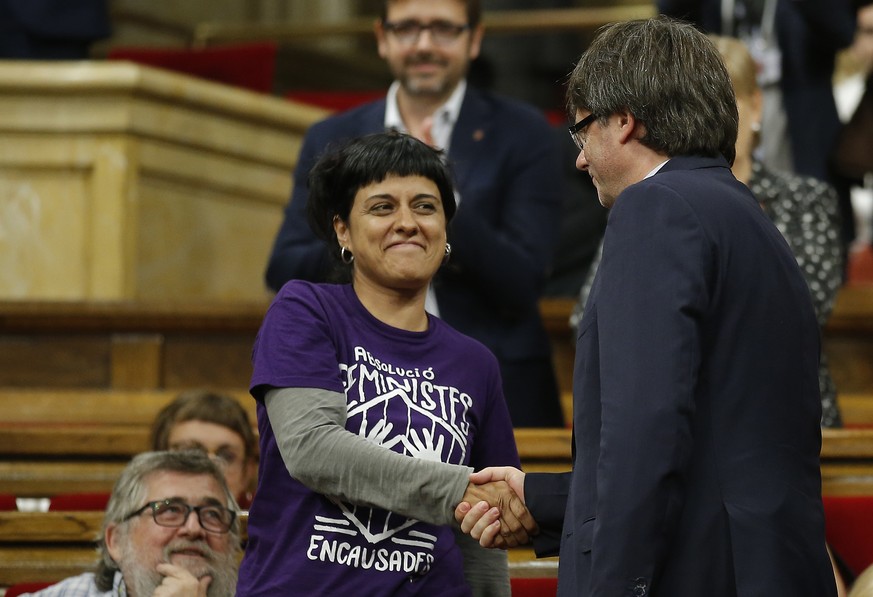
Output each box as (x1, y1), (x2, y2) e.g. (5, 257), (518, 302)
(0, 301), (267, 391)
(189, 6), (657, 46)
(0, 414), (870, 496)
(110, 5), (657, 48)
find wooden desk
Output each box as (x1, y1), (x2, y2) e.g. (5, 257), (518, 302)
(0, 61), (326, 301)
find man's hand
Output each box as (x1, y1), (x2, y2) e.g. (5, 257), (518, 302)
(455, 466), (536, 549)
(469, 466), (527, 501)
(153, 563), (212, 597)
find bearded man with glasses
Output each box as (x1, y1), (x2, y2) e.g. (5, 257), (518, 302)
(24, 451), (241, 597)
(265, 0), (566, 431)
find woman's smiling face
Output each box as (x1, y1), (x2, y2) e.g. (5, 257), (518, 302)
(334, 174), (448, 292)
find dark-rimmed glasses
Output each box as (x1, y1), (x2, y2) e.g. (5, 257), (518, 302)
(569, 113), (598, 151)
(124, 499), (235, 534)
(383, 20), (471, 46)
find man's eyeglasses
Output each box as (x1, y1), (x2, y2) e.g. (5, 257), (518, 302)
(124, 499), (236, 534)
(383, 20), (471, 46)
(569, 113), (598, 151)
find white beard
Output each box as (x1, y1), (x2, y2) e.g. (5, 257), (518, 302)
(119, 539), (238, 597)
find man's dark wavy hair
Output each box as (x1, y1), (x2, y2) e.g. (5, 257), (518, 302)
(566, 16), (738, 165)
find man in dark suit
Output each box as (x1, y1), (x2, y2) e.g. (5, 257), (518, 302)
(265, 0), (565, 427)
(457, 17), (836, 596)
(0, 0), (111, 59)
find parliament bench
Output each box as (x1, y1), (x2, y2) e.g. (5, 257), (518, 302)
(0, 302), (267, 392)
(1, 285), (872, 423)
(0, 411), (872, 494)
(0, 388), (252, 497)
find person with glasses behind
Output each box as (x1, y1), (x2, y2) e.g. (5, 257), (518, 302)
(150, 390), (258, 509)
(265, 0), (565, 428)
(22, 450), (241, 597)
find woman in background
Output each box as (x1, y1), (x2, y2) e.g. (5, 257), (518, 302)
(151, 389), (258, 509)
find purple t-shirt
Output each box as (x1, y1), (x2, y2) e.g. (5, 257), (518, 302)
(237, 282), (519, 596)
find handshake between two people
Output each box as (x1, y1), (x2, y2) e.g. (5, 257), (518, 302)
(456, 466), (537, 549)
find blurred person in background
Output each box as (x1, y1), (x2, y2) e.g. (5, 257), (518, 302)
(265, 0), (565, 428)
(0, 0), (110, 59)
(833, 0), (873, 272)
(151, 390), (258, 509)
(658, 0), (858, 255)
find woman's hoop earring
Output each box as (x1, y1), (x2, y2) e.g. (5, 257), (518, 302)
(340, 246), (354, 264)
(442, 243), (452, 265)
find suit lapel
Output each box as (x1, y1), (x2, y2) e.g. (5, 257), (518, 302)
(448, 89), (492, 188)
(357, 99), (389, 135)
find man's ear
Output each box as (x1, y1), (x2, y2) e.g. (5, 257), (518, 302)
(374, 19), (389, 60)
(467, 24), (485, 61)
(105, 523), (123, 563)
(616, 111), (642, 145)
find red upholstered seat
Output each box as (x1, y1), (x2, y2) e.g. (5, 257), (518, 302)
(48, 492), (111, 511)
(0, 493), (17, 510)
(107, 43), (278, 93)
(285, 90), (385, 112)
(823, 495), (873, 576)
(510, 576), (558, 596)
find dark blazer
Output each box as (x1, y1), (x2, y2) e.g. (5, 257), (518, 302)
(265, 87), (565, 427)
(658, 0), (855, 183)
(0, 0), (109, 38)
(0, 0), (110, 58)
(525, 156), (835, 596)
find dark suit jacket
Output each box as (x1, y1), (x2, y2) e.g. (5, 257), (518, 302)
(0, 0), (110, 59)
(525, 156), (835, 596)
(0, 0), (110, 40)
(266, 87), (565, 426)
(658, 0), (855, 183)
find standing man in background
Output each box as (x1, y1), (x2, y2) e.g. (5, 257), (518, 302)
(457, 17), (835, 596)
(265, 0), (565, 428)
